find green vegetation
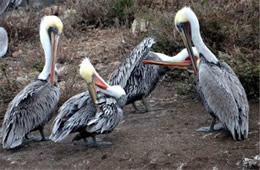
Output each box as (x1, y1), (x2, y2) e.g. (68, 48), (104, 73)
(32, 61), (44, 73)
(219, 50), (260, 99)
(109, 0), (137, 26)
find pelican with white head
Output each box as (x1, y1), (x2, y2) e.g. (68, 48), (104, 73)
(38, 15), (63, 84)
(142, 47), (200, 72)
(80, 58), (126, 103)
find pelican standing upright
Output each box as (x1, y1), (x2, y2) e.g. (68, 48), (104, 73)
(2, 16), (63, 149)
(144, 7), (249, 140)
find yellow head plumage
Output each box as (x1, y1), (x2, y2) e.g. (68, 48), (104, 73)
(174, 7), (190, 26)
(40, 15), (63, 34)
(174, 7), (199, 32)
(80, 58), (96, 83)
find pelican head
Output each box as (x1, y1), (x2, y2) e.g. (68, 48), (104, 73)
(38, 16), (63, 84)
(174, 7), (201, 75)
(174, 7), (218, 73)
(80, 58), (126, 103)
(174, 7), (199, 33)
(142, 47), (200, 74)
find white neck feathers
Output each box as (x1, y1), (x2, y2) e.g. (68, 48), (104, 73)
(155, 47), (198, 62)
(187, 9), (218, 64)
(95, 72), (126, 99)
(38, 19), (52, 80)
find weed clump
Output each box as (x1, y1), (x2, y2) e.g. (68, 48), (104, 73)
(219, 49), (259, 99)
(109, 0), (137, 26)
(64, 0), (137, 29)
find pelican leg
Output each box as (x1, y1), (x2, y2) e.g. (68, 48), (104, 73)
(25, 0), (30, 11)
(212, 122), (224, 131)
(141, 97), (150, 112)
(24, 133), (44, 142)
(132, 97), (150, 114)
(86, 136), (113, 147)
(132, 102), (140, 112)
(72, 130), (90, 142)
(83, 137), (88, 143)
(72, 133), (83, 142)
(197, 117), (216, 132)
(24, 127), (49, 142)
(39, 127), (49, 141)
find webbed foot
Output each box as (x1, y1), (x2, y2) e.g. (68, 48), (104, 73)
(86, 137), (113, 147)
(197, 123), (224, 132)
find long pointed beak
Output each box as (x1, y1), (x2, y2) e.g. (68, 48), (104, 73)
(50, 32), (60, 84)
(142, 59), (191, 69)
(178, 23), (198, 75)
(88, 73), (109, 104)
(88, 82), (97, 104)
(94, 74), (108, 90)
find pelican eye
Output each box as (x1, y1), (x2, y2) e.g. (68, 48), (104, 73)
(48, 27), (58, 35)
(177, 23), (183, 32)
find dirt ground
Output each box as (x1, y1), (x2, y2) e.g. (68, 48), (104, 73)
(0, 10), (259, 170)
(0, 82), (259, 169)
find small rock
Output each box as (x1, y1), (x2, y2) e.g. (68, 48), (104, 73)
(131, 18), (149, 35)
(56, 64), (68, 75)
(12, 50), (22, 58)
(177, 163), (185, 170)
(243, 155), (260, 169)
(212, 166), (218, 170)
(58, 81), (66, 91)
(10, 161), (17, 165)
(16, 76), (28, 83)
(202, 133), (213, 139)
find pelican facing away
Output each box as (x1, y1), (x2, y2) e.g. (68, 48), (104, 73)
(2, 16), (63, 149)
(123, 51), (169, 112)
(144, 7), (249, 140)
(124, 47), (199, 112)
(50, 37), (155, 144)
(0, 27), (8, 57)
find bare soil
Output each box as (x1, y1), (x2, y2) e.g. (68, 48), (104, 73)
(0, 82), (259, 169)
(0, 14), (259, 170)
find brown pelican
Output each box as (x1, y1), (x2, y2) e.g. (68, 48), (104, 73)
(50, 58), (126, 145)
(2, 15), (63, 149)
(50, 37), (155, 145)
(0, 27), (8, 57)
(123, 47), (199, 112)
(123, 52), (169, 112)
(144, 7), (249, 140)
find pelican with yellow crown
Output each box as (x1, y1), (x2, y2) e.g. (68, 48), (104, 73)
(2, 15), (63, 149)
(50, 58), (126, 146)
(143, 7), (249, 140)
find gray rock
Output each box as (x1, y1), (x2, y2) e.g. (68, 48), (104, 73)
(243, 155), (260, 169)
(131, 18), (149, 35)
